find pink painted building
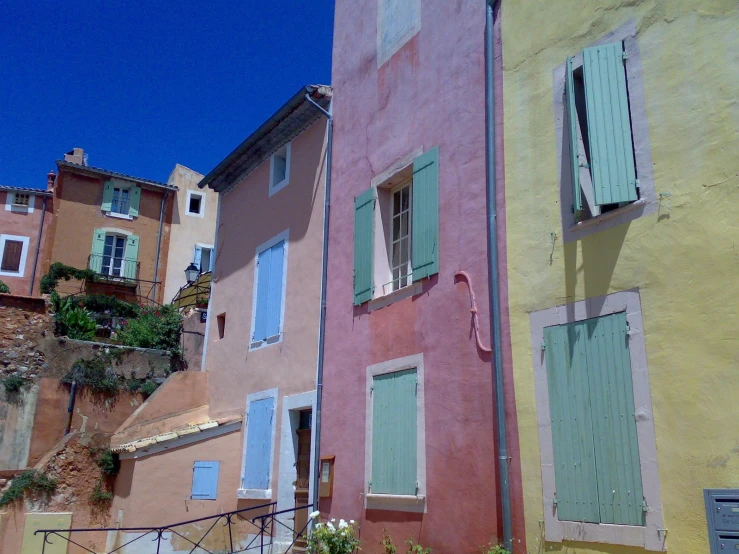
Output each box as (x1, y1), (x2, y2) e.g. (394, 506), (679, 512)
(0, 179), (54, 296)
(319, 2), (523, 552)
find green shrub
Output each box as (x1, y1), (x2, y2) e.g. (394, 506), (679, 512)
(41, 262), (96, 294)
(482, 545), (510, 554)
(68, 294), (140, 318)
(0, 280), (9, 294)
(117, 304), (182, 352)
(90, 480), (113, 506)
(140, 380), (159, 397)
(51, 292), (98, 340)
(406, 540), (432, 554)
(0, 470), (57, 507)
(2, 375), (27, 393)
(63, 356), (120, 395)
(96, 449), (120, 477)
(382, 530), (397, 554)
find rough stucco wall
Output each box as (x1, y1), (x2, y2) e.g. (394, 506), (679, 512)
(162, 165), (215, 304)
(181, 309), (205, 371)
(501, 2), (739, 553)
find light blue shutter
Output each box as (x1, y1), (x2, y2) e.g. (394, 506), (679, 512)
(565, 56), (583, 213)
(101, 182), (114, 212)
(129, 186), (141, 217)
(191, 461), (220, 500)
(90, 229), (106, 273)
(372, 369), (417, 495)
(411, 147), (439, 281)
(353, 188), (375, 305)
(194, 246), (203, 272)
(123, 235), (139, 279)
(582, 41), (638, 205)
(264, 241), (285, 338)
(253, 247), (272, 342)
(209, 248), (215, 272)
(243, 397), (275, 489)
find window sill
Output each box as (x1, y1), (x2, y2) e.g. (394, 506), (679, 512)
(0, 270), (22, 278)
(105, 211), (134, 221)
(268, 178), (289, 197)
(570, 198), (646, 232)
(185, 210), (205, 218)
(365, 493), (426, 513)
(249, 334), (282, 351)
(368, 281), (422, 312)
(237, 488), (272, 500)
(547, 519), (663, 552)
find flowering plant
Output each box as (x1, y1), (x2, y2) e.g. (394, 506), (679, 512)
(307, 512), (360, 554)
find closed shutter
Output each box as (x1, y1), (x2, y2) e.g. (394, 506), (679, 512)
(191, 461), (220, 500)
(101, 181), (114, 212)
(582, 42), (637, 205)
(21, 513), (72, 554)
(565, 56), (583, 213)
(90, 229), (106, 273)
(1, 240), (23, 272)
(253, 241), (284, 342)
(243, 397), (275, 489)
(411, 147), (439, 281)
(194, 246), (203, 271)
(129, 186), (141, 217)
(123, 235), (139, 279)
(372, 369), (417, 495)
(353, 188), (375, 305)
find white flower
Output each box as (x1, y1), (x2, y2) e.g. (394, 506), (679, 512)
(315, 522), (322, 528)
(330, 518), (336, 522)
(338, 519), (348, 529)
(349, 520), (355, 525)
(327, 522), (335, 531)
(309, 510), (321, 520)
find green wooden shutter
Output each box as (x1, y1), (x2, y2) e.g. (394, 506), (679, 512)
(353, 187), (375, 305)
(584, 312), (644, 526)
(90, 229), (106, 273)
(101, 181), (114, 212)
(582, 42), (638, 205)
(123, 235), (139, 279)
(372, 369), (417, 495)
(411, 147), (439, 281)
(544, 323), (600, 523)
(129, 186), (141, 217)
(565, 56), (582, 213)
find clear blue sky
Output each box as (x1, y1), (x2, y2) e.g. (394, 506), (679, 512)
(0, 1), (334, 190)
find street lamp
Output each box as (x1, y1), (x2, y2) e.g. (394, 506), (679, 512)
(185, 263), (200, 284)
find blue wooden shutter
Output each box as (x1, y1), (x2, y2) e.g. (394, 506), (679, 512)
(584, 312), (644, 525)
(372, 369), (417, 495)
(194, 246), (203, 272)
(582, 42), (638, 205)
(243, 397), (275, 489)
(353, 188), (375, 305)
(192, 461), (220, 500)
(565, 56), (583, 213)
(129, 186), (141, 217)
(265, 241), (285, 338)
(544, 323), (600, 523)
(101, 182), (114, 212)
(253, 246), (272, 342)
(90, 229), (106, 273)
(123, 235), (139, 279)
(411, 147), (439, 281)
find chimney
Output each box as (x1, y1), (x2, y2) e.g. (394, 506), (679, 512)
(64, 147), (85, 165)
(47, 171), (56, 191)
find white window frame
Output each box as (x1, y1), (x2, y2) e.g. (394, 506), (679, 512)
(389, 179), (412, 292)
(249, 229), (289, 351)
(364, 353), (427, 513)
(101, 233), (130, 277)
(0, 234), (30, 277)
(238, 387), (279, 500)
(5, 191), (35, 214)
(194, 243), (215, 273)
(530, 289), (665, 551)
(186, 190), (206, 218)
(268, 142), (291, 197)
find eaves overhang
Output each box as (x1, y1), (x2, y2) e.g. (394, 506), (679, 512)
(56, 161), (179, 192)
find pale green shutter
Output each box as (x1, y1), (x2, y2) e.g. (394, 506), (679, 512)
(129, 186), (141, 217)
(584, 312), (644, 525)
(353, 187), (375, 305)
(565, 56), (582, 213)
(90, 229), (106, 273)
(411, 147), (439, 281)
(545, 323), (600, 523)
(101, 181), (114, 212)
(582, 42), (637, 205)
(372, 369), (417, 495)
(123, 235), (139, 279)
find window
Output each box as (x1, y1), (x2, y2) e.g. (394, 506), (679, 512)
(191, 461), (220, 500)
(102, 235), (127, 277)
(111, 187), (129, 215)
(353, 147), (439, 306)
(194, 245), (214, 273)
(239, 390), (277, 499)
(250, 231), (288, 349)
(90, 229), (140, 279)
(377, 0), (421, 67)
(365, 353), (426, 513)
(102, 181), (141, 218)
(0, 235), (30, 277)
(216, 313), (226, 339)
(12, 193), (29, 207)
(268, 142), (291, 196)
(5, 191), (35, 213)
(186, 190), (206, 218)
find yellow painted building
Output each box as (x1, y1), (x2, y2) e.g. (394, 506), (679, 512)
(500, 1), (739, 553)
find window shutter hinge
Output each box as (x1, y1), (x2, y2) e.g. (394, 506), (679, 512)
(622, 51), (629, 62)
(368, 481), (372, 493)
(416, 481), (419, 495)
(634, 179), (640, 188)
(642, 499), (649, 512)
(579, 162), (590, 169)
(541, 342), (546, 351)
(553, 495), (558, 509)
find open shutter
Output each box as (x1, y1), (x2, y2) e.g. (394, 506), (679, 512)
(545, 323), (600, 523)
(253, 247), (272, 342)
(353, 188), (375, 305)
(191, 461), (220, 500)
(129, 186), (141, 217)
(123, 235), (139, 279)
(582, 42), (637, 205)
(90, 229), (106, 273)
(101, 182), (114, 212)
(565, 56), (583, 214)
(411, 147), (439, 281)
(194, 246), (203, 272)
(584, 313), (644, 525)
(372, 369), (417, 495)
(243, 397), (275, 490)
(264, 241), (285, 338)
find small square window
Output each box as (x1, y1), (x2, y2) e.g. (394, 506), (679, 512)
(268, 143), (291, 196)
(111, 187), (130, 215)
(12, 193), (29, 207)
(186, 191), (205, 217)
(217, 313), (226, 339)
(189, 195), (202, 214)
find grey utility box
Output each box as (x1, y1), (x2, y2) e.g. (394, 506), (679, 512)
(705, 489), (739, 552)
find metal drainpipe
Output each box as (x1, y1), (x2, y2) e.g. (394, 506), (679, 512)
(28, 194), (48, 296)
(304, 93), (332, 511)
(486, 1), (513, 551)
(152, 191), (167, 304)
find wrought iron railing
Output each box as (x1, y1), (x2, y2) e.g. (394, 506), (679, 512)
(88, 253), (140, 281)
(35, 501), (314, 554)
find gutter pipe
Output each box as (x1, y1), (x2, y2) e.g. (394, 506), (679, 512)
(152, 191), (167, 304)
(304, 93), (332, 511)
(485, 1), (513, 551)
(29, 193), (48, 296)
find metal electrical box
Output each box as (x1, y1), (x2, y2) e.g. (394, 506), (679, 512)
(705, 489), (739, 552)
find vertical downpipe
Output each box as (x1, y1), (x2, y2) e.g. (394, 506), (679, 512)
(152, 191), (167, 304)
(486, 1), (513, 550)
(29, 193), (48, 296)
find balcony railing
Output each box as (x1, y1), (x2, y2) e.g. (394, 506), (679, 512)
(88, 254), (140, 281)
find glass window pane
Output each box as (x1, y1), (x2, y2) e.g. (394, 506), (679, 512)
(400, 212), (409, 237)
(392, 216), (400, 239)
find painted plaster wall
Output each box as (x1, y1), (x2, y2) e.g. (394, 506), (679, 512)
(500, 2), (739, 553)
(162, 165), (215, 303)
(0, 191), (53, 295)
(45, 169), (173, 304)
(322, 2), (524, 552)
